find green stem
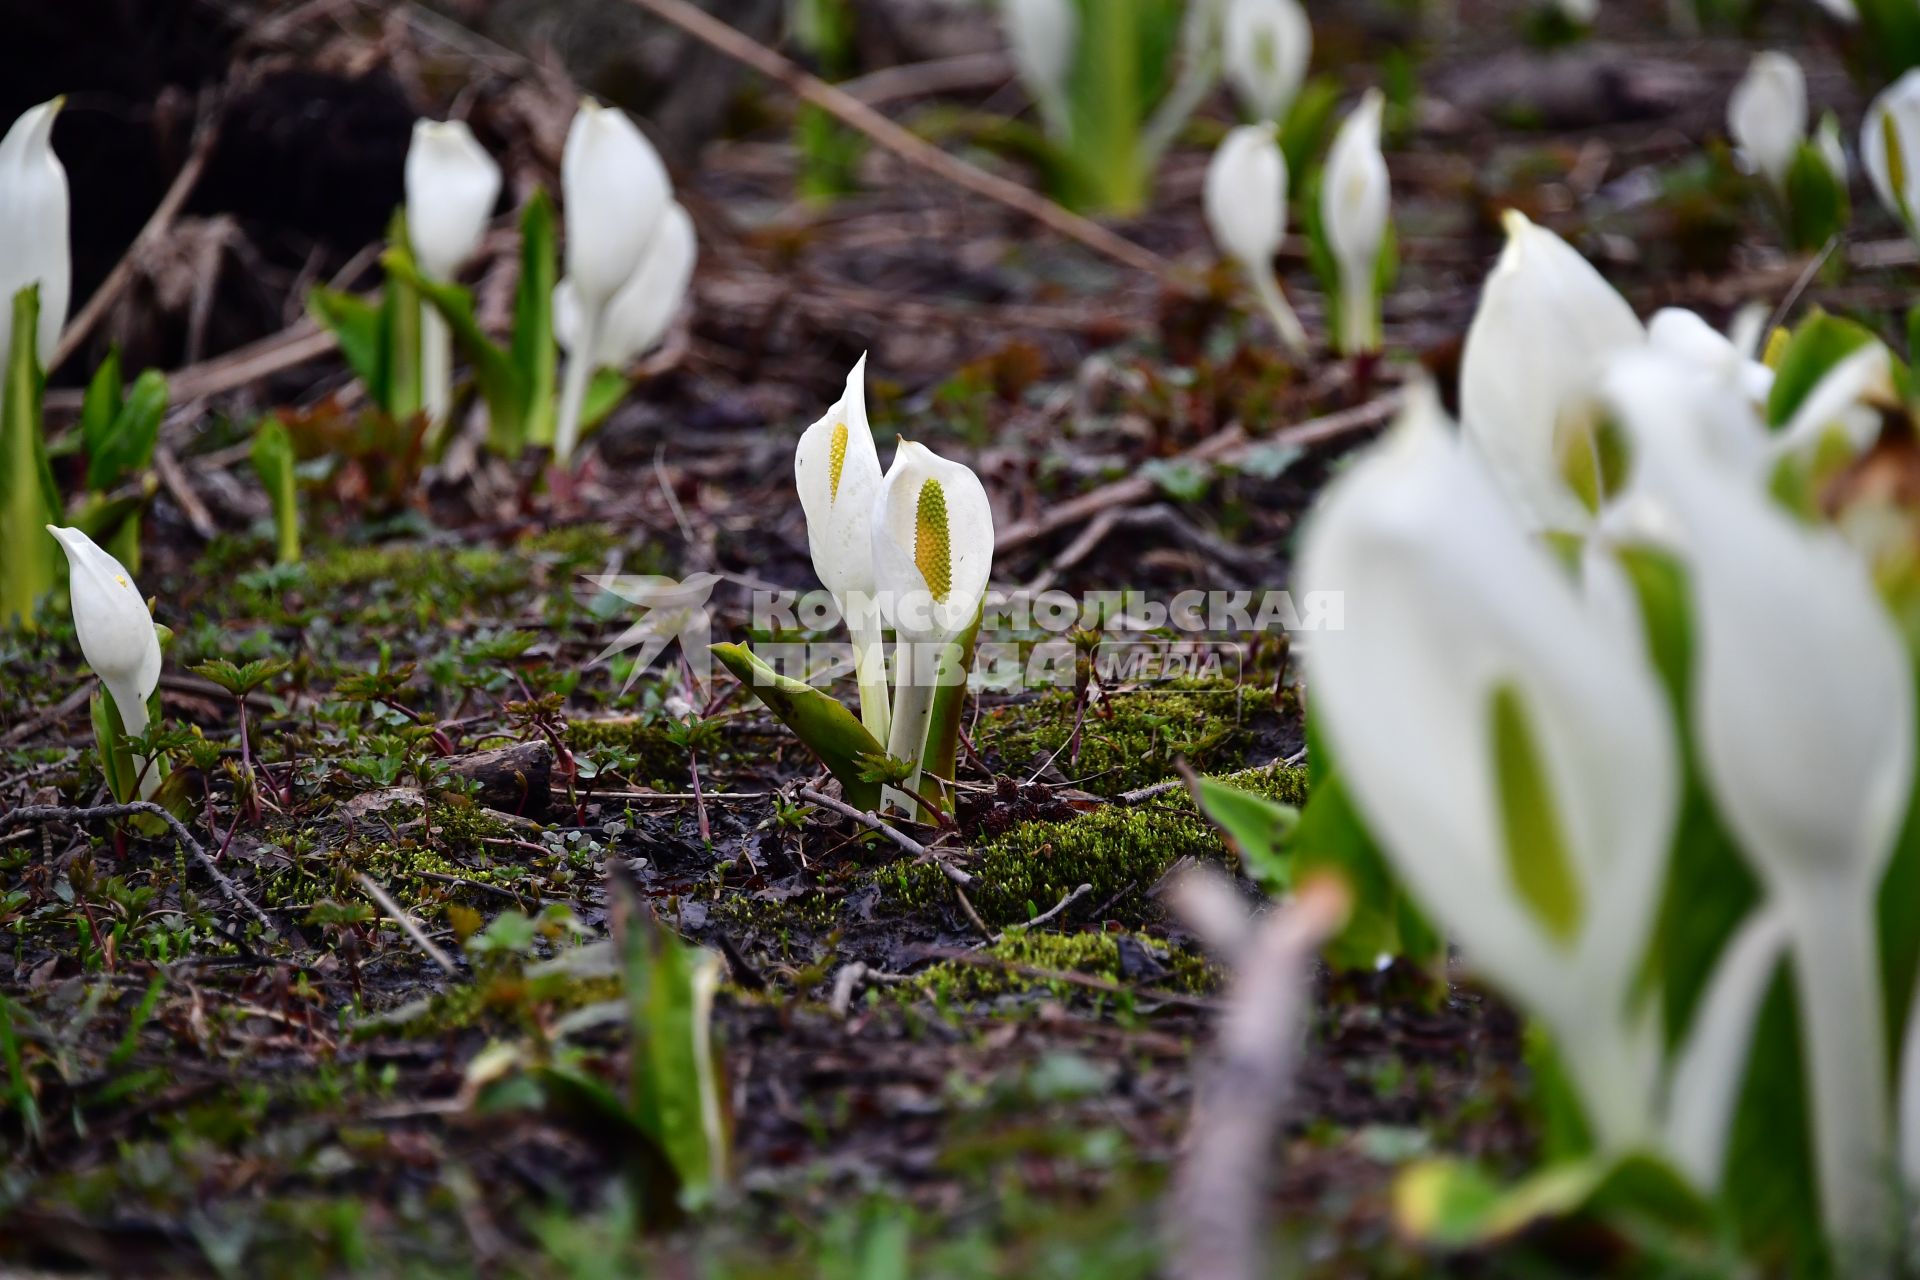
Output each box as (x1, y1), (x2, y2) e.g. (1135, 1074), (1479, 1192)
(848, 609), (891, 747)
(1339, 270), (1377, 358)
(885, 639), (939, 819)
(553, 309), (601, 466)
(1786, 885), (1892, 1253)
(421, 305), (453, 445)
(1249, 263), (1310, 359)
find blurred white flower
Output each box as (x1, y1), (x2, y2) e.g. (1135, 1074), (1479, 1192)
(0, 98), (71, 369)
(1321, 89), (1390, 357)
(1204, 123), (1307, 355)
(1728, 52), (1808, 193)
(1222, 0), (1311, 123)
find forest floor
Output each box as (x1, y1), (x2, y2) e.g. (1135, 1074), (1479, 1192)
(0, 0), (1895, 1274)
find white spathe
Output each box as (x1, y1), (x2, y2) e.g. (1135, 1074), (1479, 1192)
(1863, 69), (1920, 228)
(1002, 0), (1076, 134)
(555, 101), (673, 463)
(404, 119), (501, 281)
(1204, 124), (1307, 355)
(1728, 52), (1808, 192)
(561, 100), (670, 306)
(1460, 210), (1645, 532)
(1321, 89), (1390, 356)
(46, 525), (162, 796)
(872, 440), (993, 796)
(1299, 385), (1677, 1152)
(554, 201), (697, 371)
(0, 99), (71, 369)
(1606, 357), (1914, 1248)
(794, 355), (890, 743)
(1222, 0), (1312, 124)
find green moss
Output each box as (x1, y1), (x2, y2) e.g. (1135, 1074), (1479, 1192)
(564, 717), (688, 787)
(976, 682), (1255, 795)
(888, 762), (1308, 927)
(914, 928), (1214, 1001)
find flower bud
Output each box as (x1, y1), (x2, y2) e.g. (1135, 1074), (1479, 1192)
(0, 99), (71, 369)
(405, 119), (502, 281)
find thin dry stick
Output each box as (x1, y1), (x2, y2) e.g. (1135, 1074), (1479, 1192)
(52, 109), (223, 373)
(795, 785), (969, 884)
(621, 0), (1192, 294)
(795, 786), (993, 937)
(0, 802), (279, 939)
(44, 322), (337, 415)
(356, 872), (457, 975)
(999, 391), (1404, 554)
(1165, 876), (1351, 1280)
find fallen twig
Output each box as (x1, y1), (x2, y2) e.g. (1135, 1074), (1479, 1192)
(51, 103), (223, 373)
(990, 882), (1092, 945)
(1164, 874), (1351, 1280)
(997, 391), (1404, 556)
(796, 785), (971, 886)
(356, 872), (458, 975)
(0, 802), (280, 940)
(621, 0), (1192, 294)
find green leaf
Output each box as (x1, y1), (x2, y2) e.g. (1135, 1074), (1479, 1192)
(85, 366), (166, 492)
(91, 689), (137, 803)
(1278, 75), (1341, 178)
(580, 370), (631, 435)
(307, 287), (386, 399)
(1784, 137), (1848, 254)
(923, 605), (984, 809)
(512, 188), (558, 452)
(1394, 1152), (1714, 1251)
(381, 209), (423, 421)
(79, 348), (124, 473)
(251, 418), (301, 565)
(1189, 772), (1298, 893)
(710, 641), (886, 811)
(1292, 709), (1442, 974)
(1489, 683), (1583, 944)
(0, 286), (59, 628)
(1612, 546), (1760, 1045)
(622, 907), (727, 1211)
(1765, 310), (1877, 430)
(383, 250), (527, 453)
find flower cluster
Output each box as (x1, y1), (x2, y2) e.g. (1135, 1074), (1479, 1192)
(1299, 210), (1917, 1260)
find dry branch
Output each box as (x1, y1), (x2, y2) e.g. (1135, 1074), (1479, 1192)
(620, 0), (1193, 293)
(1165, 875), (1350, 1280)
(0, 802), (279, 940)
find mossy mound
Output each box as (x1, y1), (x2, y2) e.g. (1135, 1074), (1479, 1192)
(564, 717), (692, 789)
(976, 683), (1255, 796)
(888, 762), (1308, 927)
(914, 928), (1215, 1002)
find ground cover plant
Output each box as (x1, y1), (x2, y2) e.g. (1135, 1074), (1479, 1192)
(7, 0), (1920, 1275)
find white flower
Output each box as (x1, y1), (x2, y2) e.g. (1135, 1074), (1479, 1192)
(1459, 210), (1644, 532)
(554, 201), (697, 371)
(1320, 89), (1390, 357)
(1863, 69), (1920, 229)
(1298, 385), (1678, 1152)
(561, 101), (670, 306)
(555, 100), (672, 463)
(0, 99), (71, 369)
(794, 355), (890, 742)
(47, 526), (162, 797)
(1605, 365), (1914, 1248)
(404, 119), (501, 281)
(1222, 0), (1311, 124)
(1728, 52), (1808, 193)
(1549, 0), (1598, 22)
(1002, 0), (1076, 135)
(1204, 124), (1306, 354)
(871, 440), (993, 798)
